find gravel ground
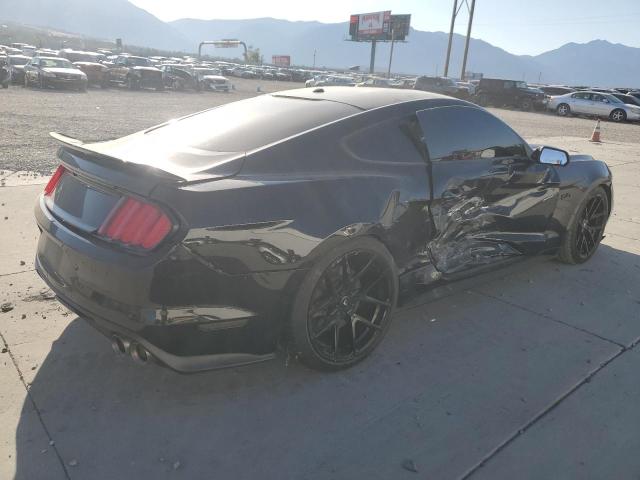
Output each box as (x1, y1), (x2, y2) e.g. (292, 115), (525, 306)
(1, 79), (638, 174)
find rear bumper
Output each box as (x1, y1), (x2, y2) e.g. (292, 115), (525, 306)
(38, 277), (276, 373)
(34, 195), (302, 372)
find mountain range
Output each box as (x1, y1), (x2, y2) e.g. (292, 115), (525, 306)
(1, 0), (639, 86)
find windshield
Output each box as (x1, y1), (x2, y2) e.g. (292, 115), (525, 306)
(39, 58), (74, 69)
(127, 57), (152, 67)
(101, 95), (360, 169)
(66, 52), (99, 63)
(195, 69), (220, 76)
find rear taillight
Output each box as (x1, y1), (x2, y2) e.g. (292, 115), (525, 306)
(98, 197), (173, 250)
(44, 165), (66, 196)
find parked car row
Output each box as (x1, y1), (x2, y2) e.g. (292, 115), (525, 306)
(411, 75), (640, 123)
(0, 47), (235, 93)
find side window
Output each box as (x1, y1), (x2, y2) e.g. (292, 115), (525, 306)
(573, 92), (588, 100)
(343, 115), (426, 165)
(416, 106), (527, 162)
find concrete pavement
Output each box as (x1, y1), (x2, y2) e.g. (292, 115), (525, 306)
(0, 135), (639, 479)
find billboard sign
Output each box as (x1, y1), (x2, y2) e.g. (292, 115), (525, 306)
(349, 12), (410, 41)
(349, 11), (391, 41)
(272, 55), (291, 67)
(390, 14), (411, 41)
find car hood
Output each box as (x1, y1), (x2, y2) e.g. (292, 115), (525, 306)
(201, 75), (227, 81)
(43, 67), (83, 75)
(132, 66), (161, 73)
(74, 62), (105, 69)
(522, 87), (544, 95)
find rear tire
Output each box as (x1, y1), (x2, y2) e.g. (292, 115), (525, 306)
(288, 237), (398, 371)
(476, 93), (489, 107)
(557, 103), (570, 116)
(520, 97), (533, 111)
(558, 186), (609, 264)
(127, 76), (139, 90)
(610, 109), (626, 123)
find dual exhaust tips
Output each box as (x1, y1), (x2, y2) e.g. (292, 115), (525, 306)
(111, 335), (153, 365)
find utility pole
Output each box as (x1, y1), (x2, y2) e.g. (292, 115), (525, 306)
(369, 39), (377, 74)
(460, 0), (476, 80)
(443, 0), (458, 77)
(387, 29), (396, 78)
(313, 49), (316, 68)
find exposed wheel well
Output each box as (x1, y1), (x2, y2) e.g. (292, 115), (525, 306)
(600, 183), (613, 216)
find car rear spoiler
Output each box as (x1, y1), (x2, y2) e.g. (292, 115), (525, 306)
(49, 132), (185, 182)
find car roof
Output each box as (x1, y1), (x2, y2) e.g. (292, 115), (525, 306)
(274, 86), (448, 110)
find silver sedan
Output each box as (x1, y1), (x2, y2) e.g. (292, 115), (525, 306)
(547, 91), (640, 122)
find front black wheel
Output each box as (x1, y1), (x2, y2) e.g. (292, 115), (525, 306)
(288, 237), (398, 371)
(558, 186), (609, 264)
(476, 93), (489, 107)
(520, 97), (533, 111)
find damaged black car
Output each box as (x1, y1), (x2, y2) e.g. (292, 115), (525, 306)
(34, 87), (612, 372)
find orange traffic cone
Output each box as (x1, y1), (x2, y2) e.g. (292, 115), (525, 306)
(590, 120), (601, 143)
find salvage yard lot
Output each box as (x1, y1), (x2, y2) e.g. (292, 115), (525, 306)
(1, 79), (638, 174)
(1, 79), (640, 479)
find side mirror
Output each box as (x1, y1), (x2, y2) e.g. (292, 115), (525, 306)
(534, 146), (570, 166)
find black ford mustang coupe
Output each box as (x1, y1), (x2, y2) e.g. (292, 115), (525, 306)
(35, 87), (612, 372)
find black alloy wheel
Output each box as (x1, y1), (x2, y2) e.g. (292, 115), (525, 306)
(558, 186), (609, 264)
(289, 237), (398, 370)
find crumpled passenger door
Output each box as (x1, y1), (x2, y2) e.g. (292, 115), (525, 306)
(416, 105), (558, 275)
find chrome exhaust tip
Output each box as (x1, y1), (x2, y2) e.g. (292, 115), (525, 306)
(130, 342), (152, 365)
(111, 335), (130, 356)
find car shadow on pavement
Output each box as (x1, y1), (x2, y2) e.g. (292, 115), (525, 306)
(12, 244), (640, 480)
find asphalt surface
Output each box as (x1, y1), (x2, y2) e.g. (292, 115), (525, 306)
(1, 80), (640, 480)
(1, 79), (638, 174)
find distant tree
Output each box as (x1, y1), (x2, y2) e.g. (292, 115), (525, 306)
(246, 45), (261, 65)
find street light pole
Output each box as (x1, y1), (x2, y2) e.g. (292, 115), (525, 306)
(369, 39), (377, 74)
(443, 0), (458, 77)
(387, 29), (396, 78)
(460, 0), (476, 80)
(313, 49), (316, 68)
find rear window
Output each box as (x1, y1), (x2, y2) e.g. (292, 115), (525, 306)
(142, 94), (360, 153)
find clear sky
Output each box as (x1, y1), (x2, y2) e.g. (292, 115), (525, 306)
(129, 0), (640, 55)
